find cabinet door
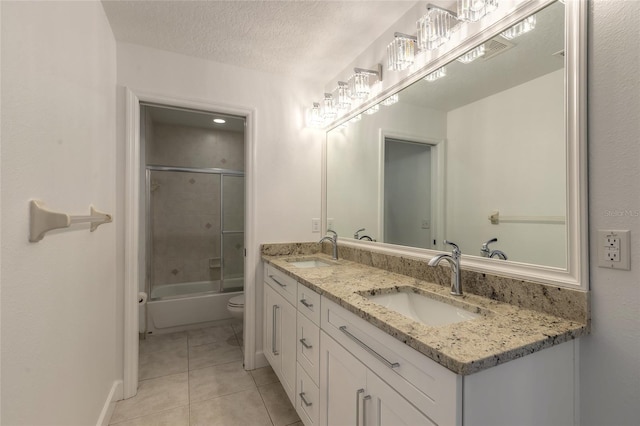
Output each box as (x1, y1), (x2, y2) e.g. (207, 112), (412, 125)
(367, 371), (437, 426)
(280, 297), (297, 403)
(319, 331), (367, 426)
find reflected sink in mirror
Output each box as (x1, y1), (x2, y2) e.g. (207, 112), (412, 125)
(287, 258), (334, 268)
(365, 291), (481, 327)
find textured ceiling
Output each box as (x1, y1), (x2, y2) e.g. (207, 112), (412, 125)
(101, 0), (419, 84)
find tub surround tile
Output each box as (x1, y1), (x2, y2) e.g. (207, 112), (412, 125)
(188, 341), (243, 370)
(139, 348), (188, 380)
(261, 244), (589, 376)
(110, 373), (189, 424)
(258, 381), (301, 426)
(189, 361), (255, 403)
(109, 406), (189, 426)
(189, 388), (272, 426)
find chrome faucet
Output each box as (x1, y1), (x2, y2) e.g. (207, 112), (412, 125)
(481, 238), (508, 260)
(428, 240), (462, 296)
(319, 229), (338, 260)
(354, 228), (366, 239)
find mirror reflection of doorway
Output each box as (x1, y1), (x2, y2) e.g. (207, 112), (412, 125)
(383, 138), (433, 249)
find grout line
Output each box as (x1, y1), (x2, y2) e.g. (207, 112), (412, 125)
(256, 385), (276, 426)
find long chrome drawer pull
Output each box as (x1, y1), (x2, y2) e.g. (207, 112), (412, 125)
(339, 325), (400, 369)
(269, 275), (287, 287)
(299, 392), (313, 407)
(362, 394), (371, 426)
(299, 338), (313, 349)
(356, 388), (364, 426)
(300, 299), (313, 308)
(272, 305), (279, 355)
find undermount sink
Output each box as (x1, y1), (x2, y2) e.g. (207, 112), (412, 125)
(365, 291), (481, 327)
(287, 258), (333, 268)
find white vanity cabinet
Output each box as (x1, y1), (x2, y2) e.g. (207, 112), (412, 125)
(263, 265), (298, 404)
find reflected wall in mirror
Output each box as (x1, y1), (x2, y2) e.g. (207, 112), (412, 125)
(326, 1), (567, 269)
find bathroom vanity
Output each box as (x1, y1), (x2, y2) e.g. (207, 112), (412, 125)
(262, 246), (588, 426)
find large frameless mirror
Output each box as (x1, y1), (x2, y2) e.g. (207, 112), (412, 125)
(324, 0), (588, 288)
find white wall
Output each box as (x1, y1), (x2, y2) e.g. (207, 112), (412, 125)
(580, 1), (640, 424)
(446, 69), (566, 266)
(115, 42), (322, 366)
(1, 1), (118, 425)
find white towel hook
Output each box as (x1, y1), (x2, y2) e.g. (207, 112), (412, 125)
(29, 200), (113, 242)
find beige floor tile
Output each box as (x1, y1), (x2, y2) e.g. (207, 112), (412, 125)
(188, 340), (243, 370)
(190, 388), (272, 426)
(286, 422), (304, 426)
(109, 406), (188, 426)
(139, 347), (188, 380)
(110, 373), (188, 424)
(250, 365), (279, 386)
(188, 325), (237, 347)
(189, 361), (256, 403)
(258, 381), (301, 426)
(139, 332), (187, 354)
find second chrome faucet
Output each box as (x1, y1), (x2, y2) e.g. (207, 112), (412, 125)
(319, 229), (338, 260)
(428, 240), (462, 296)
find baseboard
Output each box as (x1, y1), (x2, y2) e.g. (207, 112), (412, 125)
(96, 380), (123, 426)
(253, 349), (269, 369)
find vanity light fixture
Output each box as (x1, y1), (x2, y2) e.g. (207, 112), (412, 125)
(347, 65), (383, 100)
(457, 0), (499, 23)
(387, 33), (417, 71)
(212, 118), (226, 124)
(457, 44), (486, 63)
(363, 104), (380, 115)
(500, 15), (536, 40)
(381, 94), (399, 106)
(417, 4), (458, 51)
(332, 81), (352, 113)
(424, 66), (447, 82)
(306, 102), (325, 128)
(322, 93), (337, 121)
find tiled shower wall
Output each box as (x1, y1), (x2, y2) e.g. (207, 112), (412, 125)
(147, 122), (244, 289)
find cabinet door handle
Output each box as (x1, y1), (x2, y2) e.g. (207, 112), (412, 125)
(300, 298), (313, 308)
(356, 388), (364, 426)
(272, 305), (279, 355)
(362, 394), (371, 426)
(299, 392), (313, 407)
(269, 275), (287, 287)
(339, 325), (400, 369)
(299, 338), (313, 349)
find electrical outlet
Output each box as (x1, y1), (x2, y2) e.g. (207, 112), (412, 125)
(311, 218), (320, 233)
(598, 230), (631, 270)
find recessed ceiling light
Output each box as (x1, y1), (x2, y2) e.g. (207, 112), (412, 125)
(213, 118), (226, 124)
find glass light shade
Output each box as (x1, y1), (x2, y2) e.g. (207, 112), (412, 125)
(381, 94), (399, 106)
(417, 7), (457, 51)
(457, 0), (499, 23)
(363, 104), (379, 115)
(348, 72), (371, 99)
(501, 15), (537, 40)
(457, 44), (486, 63)
(306, 102), (324, 128)
(322, 94), (337, 121)
(332, 82), (352, 112)
(424, 66), (447, 82)
(387, 35), (416, 71)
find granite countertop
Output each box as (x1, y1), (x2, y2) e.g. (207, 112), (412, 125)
(262, 252), (588, 376)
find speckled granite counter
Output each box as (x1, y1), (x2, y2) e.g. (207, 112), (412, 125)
(262, 247), (589, 376)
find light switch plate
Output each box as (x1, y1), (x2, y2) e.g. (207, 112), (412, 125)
(598, 230), (631, 270)
(311, 218), (320, 233)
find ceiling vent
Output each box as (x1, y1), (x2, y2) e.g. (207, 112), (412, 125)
(482, 37), (515, 61)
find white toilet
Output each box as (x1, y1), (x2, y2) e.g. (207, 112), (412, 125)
(227, 294), (244, 319)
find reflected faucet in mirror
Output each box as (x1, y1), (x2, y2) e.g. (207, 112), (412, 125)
(428, 240), (462, 296)
(481, 238), (508, 260)
(354, 227), (375, 241)
(319, 229), (338, 260)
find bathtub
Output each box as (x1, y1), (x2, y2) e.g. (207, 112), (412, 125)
(145, 279), (243, 334)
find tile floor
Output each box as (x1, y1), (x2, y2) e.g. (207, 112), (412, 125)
(110, 321), (302, 426)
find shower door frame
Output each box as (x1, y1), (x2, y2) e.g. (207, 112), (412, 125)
(124, 88), (258, 399)
(145, 165), (245, 301)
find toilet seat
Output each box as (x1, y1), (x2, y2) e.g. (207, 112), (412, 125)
(228, 294), (244, 307)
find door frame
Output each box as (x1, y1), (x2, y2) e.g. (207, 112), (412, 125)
(123, 88), (257, 398)
(378, 129), (446, 250)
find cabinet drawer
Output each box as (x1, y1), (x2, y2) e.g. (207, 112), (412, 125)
(297, 283), (321, 325)
(296, 363), (320, 426)
(264, 263), (297, 305)
(297, 311), (320, 385)
(321, 297), (461, 426)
